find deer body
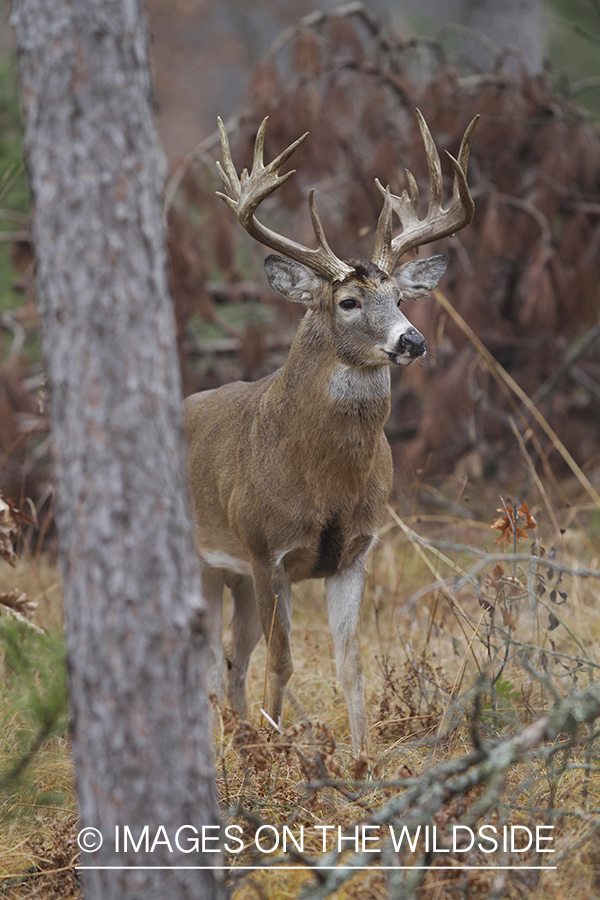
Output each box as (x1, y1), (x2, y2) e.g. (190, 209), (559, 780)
(186, 335), (393, 581)
(184, 113), (477, 751)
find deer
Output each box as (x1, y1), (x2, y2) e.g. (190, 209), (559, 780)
(184, 110), (477, 753)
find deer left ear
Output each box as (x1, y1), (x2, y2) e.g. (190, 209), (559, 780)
(392, 253), (448, 300)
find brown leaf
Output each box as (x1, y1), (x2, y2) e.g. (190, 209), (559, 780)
(0, 496), (17, 566)
(517, 500), (536, 532)
(491, 500), (536, 544)
(491, 564), (505, 585)
(249, 61), (280, 105)
(350, 755), (370, 780)
(0, 589), (43, 631)
(500, 607), (517, 630)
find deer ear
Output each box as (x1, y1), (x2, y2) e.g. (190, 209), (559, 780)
(264, 255), (323, 304)
(392, 253), (448, 300)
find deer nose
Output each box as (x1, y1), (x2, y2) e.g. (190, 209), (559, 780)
(398, 330), (427, 357)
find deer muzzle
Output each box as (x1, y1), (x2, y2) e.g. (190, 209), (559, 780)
(397, 329), (427, 359)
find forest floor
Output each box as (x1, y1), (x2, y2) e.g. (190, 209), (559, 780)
(1, 476), (600, 899)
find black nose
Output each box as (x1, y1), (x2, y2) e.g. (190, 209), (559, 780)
(398, 330), (427, 357)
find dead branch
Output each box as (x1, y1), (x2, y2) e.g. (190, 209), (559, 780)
(500, 194), (553, 249)
(185, 333), (294, 357)
(206, 281), (266, 304)
(263, 2), (382, 64)
(566, 76), (600, 97)
(298, 682), (600, 900)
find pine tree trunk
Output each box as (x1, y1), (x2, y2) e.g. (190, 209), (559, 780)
(12, 1), (226, 897)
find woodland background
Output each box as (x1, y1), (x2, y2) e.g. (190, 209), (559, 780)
(2, 2), (600, 900)
(1, 0), (600, 508)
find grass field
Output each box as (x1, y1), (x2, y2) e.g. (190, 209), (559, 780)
(1, 478), (600, 899)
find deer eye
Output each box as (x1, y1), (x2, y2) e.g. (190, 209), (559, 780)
(339, 298), (361, 310)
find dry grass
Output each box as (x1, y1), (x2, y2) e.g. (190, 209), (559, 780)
(213, 484), (600, 898)
(1, 483), (600, 899)
(0, 549), (77, 899)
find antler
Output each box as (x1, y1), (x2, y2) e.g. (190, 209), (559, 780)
(216, 117), (354, 282)
(372, 110), (479, 275)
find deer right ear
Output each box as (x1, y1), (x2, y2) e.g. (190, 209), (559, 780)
(264, 255), (323, 304)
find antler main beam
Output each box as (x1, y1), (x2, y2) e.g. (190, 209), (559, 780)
(372, 110), (479, 275)
(216, 117), (354, 282)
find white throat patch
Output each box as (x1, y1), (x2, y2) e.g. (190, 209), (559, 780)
(328, 366), (390, 402)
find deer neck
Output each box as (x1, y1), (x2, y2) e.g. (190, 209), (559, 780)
(326, 363), (391, 405)
(267, 313), (391, 473)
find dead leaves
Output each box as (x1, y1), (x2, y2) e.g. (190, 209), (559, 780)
(1, 493), (19, 566)
(0, 489), (41, 630)
(0, 490), (35, 566)
(218, 702), (346, 782)
(487, 497), (569, 635)
(491, 499), (537, 545)
(0, 588), (43, 631)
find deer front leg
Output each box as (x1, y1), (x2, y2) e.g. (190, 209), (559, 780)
(199, 561), (226, 704)
(325, 559), (369, 754)
(252, 563), (293, 727)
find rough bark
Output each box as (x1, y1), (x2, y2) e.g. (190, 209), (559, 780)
(12, 1), (225, 898)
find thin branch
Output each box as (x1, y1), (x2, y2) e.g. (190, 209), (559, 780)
(566, 76), (600, 97)
(298, 683), (600, 899)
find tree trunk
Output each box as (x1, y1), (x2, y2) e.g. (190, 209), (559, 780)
(396, 0), (546, 76)
(457, 0), (545, 75)
(12, 2), (226, 898)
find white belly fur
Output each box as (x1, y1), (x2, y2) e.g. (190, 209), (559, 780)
(200, 549), (253, 576)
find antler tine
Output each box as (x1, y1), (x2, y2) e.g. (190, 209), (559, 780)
(372, 110), (479, 274)
(371, 185), (394, 275)
(251, 116), (268, 174)
(215, 117), (354, 282)
(457, 113), (479, 177)
(416, 109), (443, 210)
(372, 173), (421, 272)
(216, 117), (240, 203)
(307, 189), (342, 262)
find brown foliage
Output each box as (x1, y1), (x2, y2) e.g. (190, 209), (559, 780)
(164, 10), (600, 486)
(22, 817), (81, 900)
(219, 702), (346, 783)
(5, 9), (600, 500)
(378, 653), (452, 741)
(0, 364), (43, 498)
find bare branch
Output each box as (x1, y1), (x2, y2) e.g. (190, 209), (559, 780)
(298, 683), (600, 899)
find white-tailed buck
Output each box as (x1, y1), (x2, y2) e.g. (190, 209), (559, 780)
(185, 110), (477, 752)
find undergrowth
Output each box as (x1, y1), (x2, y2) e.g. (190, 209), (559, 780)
(1, 481), (600, 899)
(210, 483), (600, 899)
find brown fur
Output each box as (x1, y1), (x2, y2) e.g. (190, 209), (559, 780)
(185, 315), (393, 575)
(184, 254), (439, 751)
